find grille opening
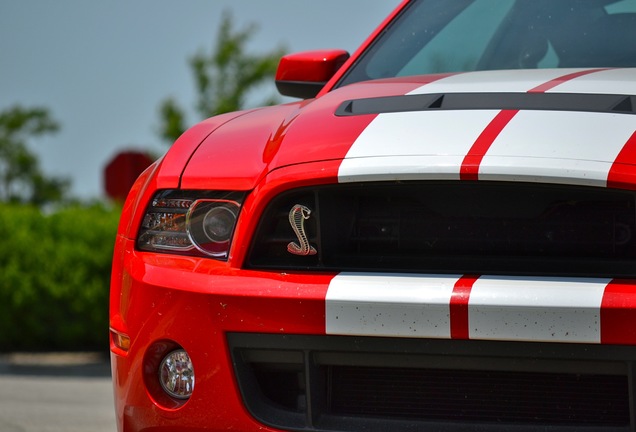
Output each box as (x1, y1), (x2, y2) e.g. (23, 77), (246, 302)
(252, 363), (306, 412)
(328, 366), (630, 426)
(248, 181), (636, 277)
(230, 334), (636, 432)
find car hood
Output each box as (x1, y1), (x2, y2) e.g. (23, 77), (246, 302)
(179, 68), (636, 191)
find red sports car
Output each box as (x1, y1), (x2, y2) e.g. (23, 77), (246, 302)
(110, 0), (636, 430)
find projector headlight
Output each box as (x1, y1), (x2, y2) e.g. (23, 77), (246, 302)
(137, 190), (245, 259)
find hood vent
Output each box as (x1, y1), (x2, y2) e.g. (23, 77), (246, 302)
(336, 93), (636, 116)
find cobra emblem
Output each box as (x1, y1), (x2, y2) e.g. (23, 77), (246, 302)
(287, 204), (317, 256)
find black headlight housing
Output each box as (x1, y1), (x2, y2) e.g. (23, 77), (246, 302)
(137, 190), (245, 260)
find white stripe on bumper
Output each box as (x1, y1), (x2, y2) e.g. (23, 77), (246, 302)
(325, 273), (459, 338)
(326, 273), (612, 343)
(469, 276), (609, 343)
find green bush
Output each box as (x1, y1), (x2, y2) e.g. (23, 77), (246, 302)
(0, 203), (121, 352)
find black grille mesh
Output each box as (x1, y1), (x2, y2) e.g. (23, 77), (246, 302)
(229, 334), (636, 432)
(248, 181), (636, 277)
(329, 366), (629, 426)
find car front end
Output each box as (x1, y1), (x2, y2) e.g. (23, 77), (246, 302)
(110, 0), (636, 430)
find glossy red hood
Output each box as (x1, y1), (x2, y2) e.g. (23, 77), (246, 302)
(173, 68), (636, 191)
(174, 75), (433, 191)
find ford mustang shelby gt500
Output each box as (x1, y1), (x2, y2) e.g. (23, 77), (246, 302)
(110, 0), (636, 430)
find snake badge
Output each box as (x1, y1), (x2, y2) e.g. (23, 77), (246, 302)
(287, 204), (317, 256)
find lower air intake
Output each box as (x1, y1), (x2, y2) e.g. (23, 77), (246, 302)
(229, 334), (634, 432)
(330, 366), (628, 426)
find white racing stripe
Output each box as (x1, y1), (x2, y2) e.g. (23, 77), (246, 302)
(542, 68), (636, 95)
(479, 110), (636, 185)
(338, 110), (499, 182)
(407, 69), (587, 94)
(338, 69), (636, 184)
(469, 276), (609, 343)
(328, 69), (636, 344)
(325, 273), (459, 338)
(325, 273), (612, 343)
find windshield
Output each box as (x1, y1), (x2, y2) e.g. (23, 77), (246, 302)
(338, 0), (636, 86)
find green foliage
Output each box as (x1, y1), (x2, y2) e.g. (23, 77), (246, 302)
(0, 203), (121, 352)
(159, 97), (187, 146)
(159, 10), (286, 143)
(0, 105), (70, 206)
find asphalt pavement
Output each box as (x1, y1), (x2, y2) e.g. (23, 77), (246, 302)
(0, 352), (116, 432)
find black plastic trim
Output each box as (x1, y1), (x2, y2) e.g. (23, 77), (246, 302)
(229, 333), (636, 432)
(276, 80), (325, 99)
(335, 92), (636, 116)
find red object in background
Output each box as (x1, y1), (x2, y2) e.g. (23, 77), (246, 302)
(104, 151), (154, 201)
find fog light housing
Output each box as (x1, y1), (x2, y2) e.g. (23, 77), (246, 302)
(159, 349), (195, 399)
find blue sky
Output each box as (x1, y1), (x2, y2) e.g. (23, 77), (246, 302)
(0, 1), (399, 199)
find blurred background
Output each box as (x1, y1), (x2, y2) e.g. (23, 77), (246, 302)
(0, 0), (399, 355)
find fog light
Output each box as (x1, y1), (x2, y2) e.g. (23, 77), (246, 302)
(159, 349), (195, 399)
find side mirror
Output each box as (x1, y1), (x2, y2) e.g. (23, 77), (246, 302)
(275, 50), (350, 99)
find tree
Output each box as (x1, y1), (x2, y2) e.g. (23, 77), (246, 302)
(0, 105), (70, 206)
(159, 10), (286, 143)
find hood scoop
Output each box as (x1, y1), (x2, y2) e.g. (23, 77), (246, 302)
(336, 93), (636, 116)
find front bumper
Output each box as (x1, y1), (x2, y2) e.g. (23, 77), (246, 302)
(110, 235), (636, 431)
(109, 236), (332, 432)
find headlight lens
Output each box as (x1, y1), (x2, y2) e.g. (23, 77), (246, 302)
(137, 190), (245, 259)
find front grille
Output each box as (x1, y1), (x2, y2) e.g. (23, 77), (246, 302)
(330, 367), (626, 425)
(229, 334), (635, 432)
(247, 181), (636, 277)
